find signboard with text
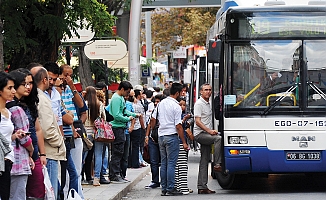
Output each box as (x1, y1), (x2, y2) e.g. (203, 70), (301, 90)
(84, 40), (127, 60)
(173, 47), (187, 58)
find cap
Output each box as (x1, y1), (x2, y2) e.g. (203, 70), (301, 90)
(148, 87), (155, 92)
(134, 85), (143, 91)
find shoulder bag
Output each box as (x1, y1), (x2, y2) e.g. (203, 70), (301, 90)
(150, 105), (159, 143)
(94, 103), (115, 143)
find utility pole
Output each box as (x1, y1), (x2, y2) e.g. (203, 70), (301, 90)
(128, 0), (142, 86)
(145, 11), (153, 87)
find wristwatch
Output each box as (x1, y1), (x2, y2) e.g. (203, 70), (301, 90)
(72, 90), (78, 95)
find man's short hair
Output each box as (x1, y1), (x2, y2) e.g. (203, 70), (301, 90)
(200, 83), (211, 91)
(44, 62), (61, 75)
(163, 88), (170, 97)
(95, 81), (107, 90)
(170, 82), (183, 95)
(27, 62), (42, 70)
(34, 67), (48, 85)
(118, 81), (133, 91)
(145, 90), (153, 98)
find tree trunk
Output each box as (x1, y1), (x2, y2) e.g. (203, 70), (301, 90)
(78, 45), (94, 90)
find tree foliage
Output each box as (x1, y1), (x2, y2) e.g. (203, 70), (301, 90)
(151, 7), (219, 51)
(0, 0), (115, 70)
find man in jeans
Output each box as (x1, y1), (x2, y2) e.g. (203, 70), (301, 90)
(151, 83), (188, 196)
(31, 67), (66, 200)
(194, 83), (222, 194)
(109, 81), (139, 183)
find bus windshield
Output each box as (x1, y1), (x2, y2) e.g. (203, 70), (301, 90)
(231, 40), (326, 108)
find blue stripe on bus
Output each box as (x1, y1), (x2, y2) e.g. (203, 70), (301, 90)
(224, 147), (326, 173)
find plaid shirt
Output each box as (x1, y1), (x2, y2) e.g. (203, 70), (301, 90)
(8, 105), (31, 175)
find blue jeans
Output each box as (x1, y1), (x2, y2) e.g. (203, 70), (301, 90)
(46, 158), (59, 200)
(94, 141), (105, 178)
(129, 128), (141, 168)
(102, 143), (109, 174)
(159, 134), (179, 192)
(148, 138), (160, 184)
(60, 140), (78, 196)
(121, 134), (130, 178)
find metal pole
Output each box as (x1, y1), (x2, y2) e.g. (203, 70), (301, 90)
(66, 46), (71, 65)
(128, 0), (142, 86)
(145, 11), (153, 87)
(105, 61), (109, 106)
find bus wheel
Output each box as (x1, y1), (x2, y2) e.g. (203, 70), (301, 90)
(216, 172), (247, 189)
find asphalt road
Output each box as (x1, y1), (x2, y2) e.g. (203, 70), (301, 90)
(123, 150), (326, 200)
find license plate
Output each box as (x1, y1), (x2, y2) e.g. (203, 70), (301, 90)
(286, 152), (320, 160)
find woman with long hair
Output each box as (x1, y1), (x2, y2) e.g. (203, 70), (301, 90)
(0, 71), (26, 200)
(84, 86), (107, 186)
(14, 68), (46, 199)
(7, 69), (35, 200)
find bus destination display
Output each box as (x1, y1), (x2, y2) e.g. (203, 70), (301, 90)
(238, 15), (326, 38)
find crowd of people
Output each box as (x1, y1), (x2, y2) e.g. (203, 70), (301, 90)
(0, 62), (222, 200)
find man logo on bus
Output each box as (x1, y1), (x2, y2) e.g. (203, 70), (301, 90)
(292, 136), (315, 142)
(292, 136), (315, 148)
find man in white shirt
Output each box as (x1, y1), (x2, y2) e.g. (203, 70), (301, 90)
(151, 82), (188, 196)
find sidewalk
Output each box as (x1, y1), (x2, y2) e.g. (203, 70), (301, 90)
(82, 166), (150, 200)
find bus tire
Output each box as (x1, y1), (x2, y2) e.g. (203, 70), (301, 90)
(216, 172), (247, 189)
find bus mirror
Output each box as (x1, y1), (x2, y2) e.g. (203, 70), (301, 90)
(207, 39), (222, 63)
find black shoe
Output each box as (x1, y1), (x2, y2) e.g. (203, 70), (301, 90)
(145, 182), (160, 189)
(161, 190), (167, 196)
(100, 178), (111, 184)
(166, 188), (183, 196)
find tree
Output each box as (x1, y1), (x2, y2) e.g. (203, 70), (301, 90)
(0, 0), (115, 71)
(151, 7), (219, 51)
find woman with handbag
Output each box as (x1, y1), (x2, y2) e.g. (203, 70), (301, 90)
(84, 86), (108, 186)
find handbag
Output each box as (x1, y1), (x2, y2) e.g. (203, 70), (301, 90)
(43, 166), (55, 200)
(82, 137), (93, 151)
(73, 120), (87, 138)
(143, 144), (150, 164)
(150, 105), (159, 143)
(67, 188), (82, 200)
(73, 120), (93, 151)
(94, 117), (115, 143)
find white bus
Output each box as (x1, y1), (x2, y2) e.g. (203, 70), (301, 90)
(207, 0), (326, 189)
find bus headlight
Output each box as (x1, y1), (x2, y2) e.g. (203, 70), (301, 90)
(228, 136), (248, 144)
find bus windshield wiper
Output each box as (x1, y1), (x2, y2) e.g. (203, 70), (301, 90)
(307, 82), (326, 100)
(259, 84), (298, 115)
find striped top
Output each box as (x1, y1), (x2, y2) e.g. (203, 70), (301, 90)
(61, 85), (78, 136)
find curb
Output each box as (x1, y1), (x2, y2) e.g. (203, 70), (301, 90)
(111, 167), (151, 200)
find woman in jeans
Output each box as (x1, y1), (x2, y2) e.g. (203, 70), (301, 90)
(0, 71), (26, 200)
(84, 86), (107, 186)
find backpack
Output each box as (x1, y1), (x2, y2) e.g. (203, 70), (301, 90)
(141, 99), (149, 112)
